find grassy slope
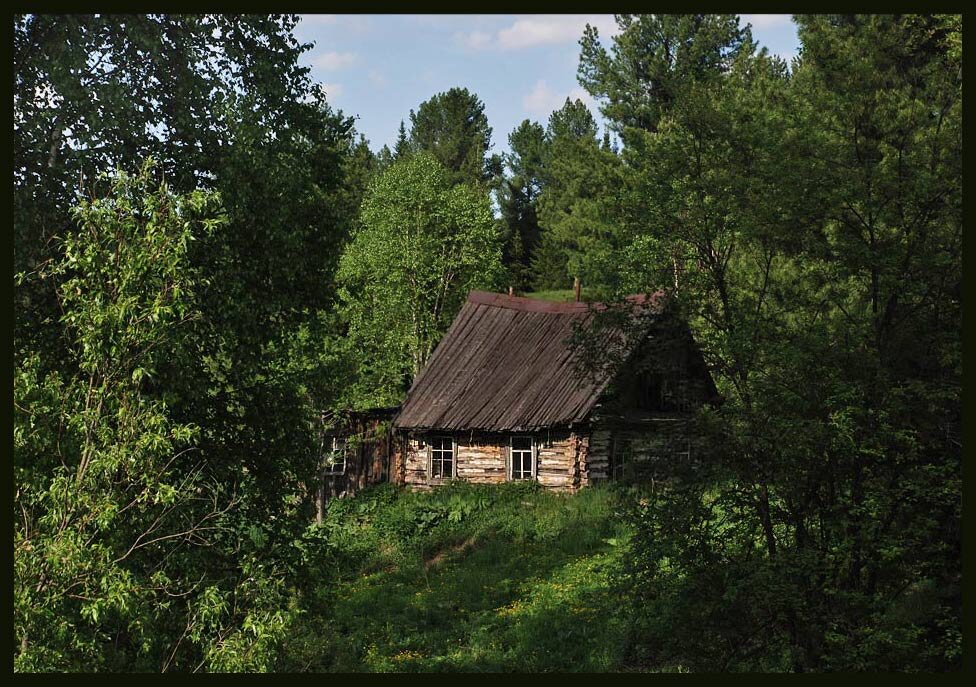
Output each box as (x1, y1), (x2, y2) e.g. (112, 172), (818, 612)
(521, 289), (579, 302)
(521, 289), (600, 303)
(282, 482), (634, 672)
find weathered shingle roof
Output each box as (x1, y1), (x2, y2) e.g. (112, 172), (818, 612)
(394, 290), (663, 432)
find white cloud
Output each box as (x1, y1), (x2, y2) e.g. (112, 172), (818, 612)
(523, 80), (555, 116)
(311, 51), (357, 71)
(456, 29), (493, 50)
(322, 83), (344, 99)
(367, 69), (389, 87)
(741, 14), (793, 30)
(500, 16), (586, 50)
(523, 79), (596, 119)
(456, 15), (618, 52)
(406, 15), (497, 30)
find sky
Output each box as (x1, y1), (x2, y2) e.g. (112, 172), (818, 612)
(294, 14), (800, 158)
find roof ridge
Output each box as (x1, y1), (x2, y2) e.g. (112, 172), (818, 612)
(466, 289), (664, 314)
(466, 290), (592, 313)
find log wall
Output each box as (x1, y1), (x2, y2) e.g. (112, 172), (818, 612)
(586, 416), (701, 483)
(316, 410), (396, 519)
(392, 415), (706, 492)
(400, 429), (585, 491)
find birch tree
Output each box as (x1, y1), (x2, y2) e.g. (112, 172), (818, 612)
(337, 153), (504, 407)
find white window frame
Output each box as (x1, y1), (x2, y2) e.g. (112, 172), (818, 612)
(322, 435), (348, 475)
(508, 435), (536, 481)
(428, 435), (456, 481)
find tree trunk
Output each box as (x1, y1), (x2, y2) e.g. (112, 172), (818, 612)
(757, 481), (777, 558)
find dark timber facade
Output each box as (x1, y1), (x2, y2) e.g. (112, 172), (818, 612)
(315, 290), (718, 502)
(391, 290), (719, 491)
(315, 407), (398, 520)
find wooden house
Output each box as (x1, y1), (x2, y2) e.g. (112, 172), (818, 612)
(315, 407), (398, 521)
(391, 290), (719, 491)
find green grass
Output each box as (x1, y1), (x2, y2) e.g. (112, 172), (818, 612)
(521, 289), (590, 302)
(282, 482), (635, 672)
(520, 287), (616, 303)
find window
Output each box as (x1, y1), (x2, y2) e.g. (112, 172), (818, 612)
(611, 436), (633, 481)
(323, 436), (348, 475)
(660, 434), (691, 463)
(429, 436), (455, 479)
(637, 371), (691, 412)
(510, 435), (535, 480)
(637, 371), (668, 411)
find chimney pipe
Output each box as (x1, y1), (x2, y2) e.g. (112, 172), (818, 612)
(573, 277), (581, 302)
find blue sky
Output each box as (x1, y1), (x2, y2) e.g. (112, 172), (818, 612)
(294, 14), (800, 157)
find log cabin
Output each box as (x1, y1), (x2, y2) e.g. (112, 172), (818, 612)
(315, 407), (398, 521)
(390, 290), (719, 491)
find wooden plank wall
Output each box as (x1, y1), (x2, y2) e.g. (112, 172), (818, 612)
(536, 430), (579, 491)
(457, 433), (507, 484)
(402, 436), (430, 489)
(587, 418), (699, 483)
(401, 430), (586, 492)
(397, 419), (702, 490)
(582, 429), (609, 485)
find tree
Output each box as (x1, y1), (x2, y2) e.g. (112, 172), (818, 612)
(337, 153), (504, 407)
(578, 14), (754, 135)
(547, 97), (599, 140)
(781, 16), (962, 667)
(376, 143), (395, 171)
(532, 99), (623, 294)
(408, 87), (494, 186)
(578, 13), (961, 671)
(497, 119), (546, 292)
(394, 120), (412, 160)
(340, 134), (380, 223)
(15, 15), (364, 670)
(15, 11), (364, 531)
(14, 162), (245, 671)
(14, 14), (318, 333)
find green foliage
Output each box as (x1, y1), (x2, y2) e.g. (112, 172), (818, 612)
(499, 99), (628, 296)
(278, 482), (633, 672)
(14, 162), (228, 670)
(14, 13), (363, 671)
(337, 153), (505, 406)
(394, 120), (412, 160)
(579, 14), (754, 133)
(13, 14), (321, 362)
(496, 119), (546, 292)
(163, 93), (358, 515)
(408, 87), (494, 187)
(14, 11), (361, 570)
(578, 12), (961, 672)
(533, 99), (624, 293)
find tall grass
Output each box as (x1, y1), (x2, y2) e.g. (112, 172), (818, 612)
(280, 482), (634, 672)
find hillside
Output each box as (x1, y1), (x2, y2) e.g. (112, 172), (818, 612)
(15, 14), (960, 673)
(280, 483), (636, 672)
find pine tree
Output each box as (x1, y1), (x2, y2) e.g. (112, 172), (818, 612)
(408, 87), (493, 186)
(393, 120), (411, 159)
